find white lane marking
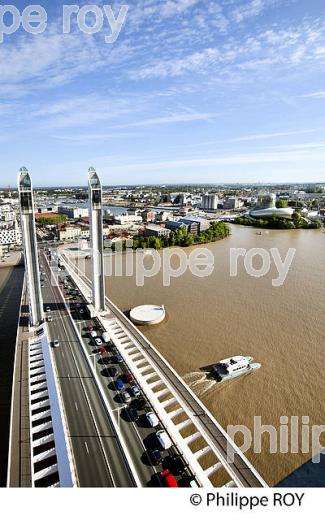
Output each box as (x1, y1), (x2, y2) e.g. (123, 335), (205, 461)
(74, 401), (79, 412)
(84, 441), (89, 455)
(62, 352), (65, 358)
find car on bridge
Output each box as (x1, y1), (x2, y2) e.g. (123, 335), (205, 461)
(124, 371), (133, 384)
(146, 411), (159, 428)
(150, 449), (162, 465)
(161, 469), (178, 488)
(115, 377), (125, 391)
(102, 332), (110, 343)
(133, 397), (147, 410)
(130, 384), (140, 397)
(127, 406), (139, 422)
(121, 391), (131, 404)
(156, 430), (172, 450)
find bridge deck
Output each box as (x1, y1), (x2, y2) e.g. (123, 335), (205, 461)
(62, 252), (266, 488)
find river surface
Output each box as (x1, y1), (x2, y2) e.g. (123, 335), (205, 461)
(83, 225), (325, 486)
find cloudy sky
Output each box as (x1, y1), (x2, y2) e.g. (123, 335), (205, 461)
(1, 0), (325, 186)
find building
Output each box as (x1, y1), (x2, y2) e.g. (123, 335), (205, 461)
(58, 205), (89, 219)
(249, 193), (294, 219)
(157, 211), (172, 222)
(165, 221), (188, 232)
(144, 224), (171, 238)
(0, 225), (22, 246)
(57, 225), (89, 241)
(0, 202), (15, 222)
(35, 205), (58, 214)
(179, 217), (209, 234)
(141, 210), (157, 223)
(114, 214), (143, 226)
(0, 202), (22, 246)
(223, 197), (242, 210)
(201, 194), (218, 211)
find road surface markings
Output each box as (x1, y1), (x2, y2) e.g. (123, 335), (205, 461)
(74, 401), (79, 412)
(84, 441), (89, 455)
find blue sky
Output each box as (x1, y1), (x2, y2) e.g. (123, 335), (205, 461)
(1, 0), (325, 186)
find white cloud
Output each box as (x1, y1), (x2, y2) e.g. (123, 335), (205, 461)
(116, 110), (218, 128)
(221, 129), (316, 143)
(131, 18), (325, 80)
(231, 0), (275, 23)
(302, 91), (325, 99)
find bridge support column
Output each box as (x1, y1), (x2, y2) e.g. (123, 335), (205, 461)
(88, 167), (105, 312)
(18, 167), (43, 326)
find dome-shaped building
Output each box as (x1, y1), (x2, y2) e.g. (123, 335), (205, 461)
(249, 193), (294, 219)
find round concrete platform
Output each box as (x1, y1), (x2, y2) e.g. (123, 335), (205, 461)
(130, 305), (166, 325)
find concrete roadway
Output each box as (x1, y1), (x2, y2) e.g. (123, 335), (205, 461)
(40, 256), (135, 487)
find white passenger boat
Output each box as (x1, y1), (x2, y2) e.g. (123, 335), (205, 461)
(212, 355), (261, 382)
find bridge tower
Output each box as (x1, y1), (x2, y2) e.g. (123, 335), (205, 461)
(88, 167), (105, 311)
(18, 167), (43, 326)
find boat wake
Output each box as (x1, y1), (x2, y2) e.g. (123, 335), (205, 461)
(183, 371), (216, 397)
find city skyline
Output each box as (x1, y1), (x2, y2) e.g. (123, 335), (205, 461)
(1, 0), (325, 185)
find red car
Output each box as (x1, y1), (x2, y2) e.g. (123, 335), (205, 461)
(125, 372), (134, 384)
(161, 470), (178, 488)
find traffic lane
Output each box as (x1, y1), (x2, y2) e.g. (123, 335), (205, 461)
(59, 379), (114, 487)
(81, 377), (135, 487)
(42, 266), (135, 487)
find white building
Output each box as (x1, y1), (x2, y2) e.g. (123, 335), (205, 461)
(114, 215), (143, 225)
(35, 204), (58, 214)
(0, 226), (22, 246)
(0, 202), (15, 223)
(58, 206), (89, 219)
(58, 225), (90, 241)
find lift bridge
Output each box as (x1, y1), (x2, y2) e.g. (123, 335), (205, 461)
(8, 167), (267, 489)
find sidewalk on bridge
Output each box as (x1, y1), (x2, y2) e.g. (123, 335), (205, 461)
(7, 283), (33, 487)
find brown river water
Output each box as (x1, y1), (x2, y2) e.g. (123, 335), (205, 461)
(82, 225), (325, 486)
